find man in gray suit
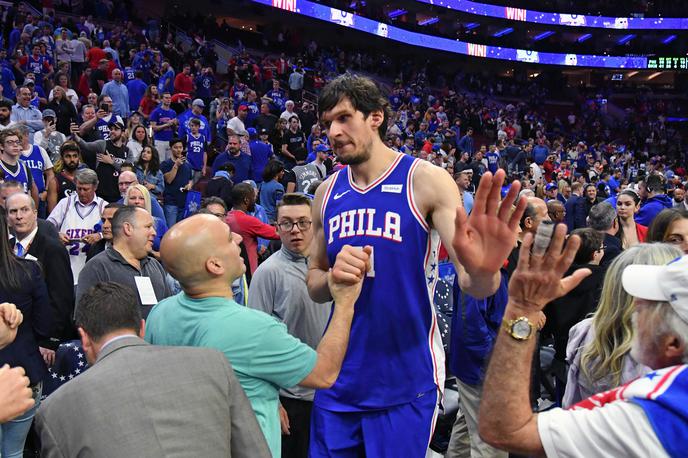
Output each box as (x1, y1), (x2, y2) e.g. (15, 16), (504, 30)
(34, 282), (270, 458)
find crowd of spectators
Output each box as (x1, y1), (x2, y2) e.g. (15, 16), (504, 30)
(0, 2), (687, 458)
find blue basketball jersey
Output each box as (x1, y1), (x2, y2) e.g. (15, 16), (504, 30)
(95, 118), (111, 140)
(23, 145), (46, 192)
(0, 159), (32, 193)
(319, 153), (444, 411)
(185, 133), (206, 171)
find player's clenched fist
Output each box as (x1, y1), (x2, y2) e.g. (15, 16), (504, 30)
(0, 365), (34, 422)
(331, 245), (372, 285)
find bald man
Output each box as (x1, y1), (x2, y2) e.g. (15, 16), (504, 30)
(145, 214), (365, 456)
(117, 171), (138, 199)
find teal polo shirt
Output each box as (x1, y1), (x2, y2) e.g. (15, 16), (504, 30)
(145, 293), (317, 457)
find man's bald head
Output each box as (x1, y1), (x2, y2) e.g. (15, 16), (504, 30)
(160, 214), (244, 292)
(118, 171), (138, 196)
(521, 197), (550, 234)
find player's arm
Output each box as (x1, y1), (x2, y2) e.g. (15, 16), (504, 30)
(306, 179), (333, 303)
(300, 256), (365, 388)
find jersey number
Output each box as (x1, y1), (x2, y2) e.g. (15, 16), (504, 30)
(68, 242), (90, 256)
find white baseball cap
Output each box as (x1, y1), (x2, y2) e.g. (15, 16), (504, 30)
(622, 255), (688, 323)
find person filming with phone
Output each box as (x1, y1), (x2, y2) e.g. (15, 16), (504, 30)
(71, 120), (130, 203)
(160, 137), (192, 227)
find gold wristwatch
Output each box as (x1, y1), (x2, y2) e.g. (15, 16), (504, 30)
(503, 316), (535, 341)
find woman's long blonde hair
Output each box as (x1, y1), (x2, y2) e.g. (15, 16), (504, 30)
(580, 243), (682, 386)
(124, 184), (152, 214)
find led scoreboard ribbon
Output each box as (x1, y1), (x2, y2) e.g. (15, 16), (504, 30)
(259, 0), (686, 70)
(647, 57), (688, 70)
(416, 0), (688, 30)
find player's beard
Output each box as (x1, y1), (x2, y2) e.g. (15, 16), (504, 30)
(335, 137), (372, 166)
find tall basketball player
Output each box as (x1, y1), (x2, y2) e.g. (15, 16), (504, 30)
(307, 74), (526, 456)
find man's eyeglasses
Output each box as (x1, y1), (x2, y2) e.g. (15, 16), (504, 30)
(277, 219), (312, 232)
(3, 140), (21, 146)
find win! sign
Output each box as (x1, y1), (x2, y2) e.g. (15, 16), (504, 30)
(467, 43), (486, 58)
(505, 7), (527, 21)
(273, 0), (296, 12)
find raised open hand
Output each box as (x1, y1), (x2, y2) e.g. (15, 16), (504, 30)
(508, 223), (591, 312)
(452, 170), (527, 277)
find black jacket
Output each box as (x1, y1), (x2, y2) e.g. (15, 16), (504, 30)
(12, 224), (75, 342)
(600, 233), (623, 267)
(0, 260), (52, 385)
(543, 264), (606, 361)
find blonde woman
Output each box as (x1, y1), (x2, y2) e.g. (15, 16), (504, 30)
(124, 184), (168, 253)
(562, 243), (682, 407)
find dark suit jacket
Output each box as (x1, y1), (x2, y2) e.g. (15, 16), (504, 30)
(600, 233), (623, 267)
(564, 194), (587, 232)
(0, 260), (52, 385)
(12, 225), (75, 342)
(35, 336), (270, 458)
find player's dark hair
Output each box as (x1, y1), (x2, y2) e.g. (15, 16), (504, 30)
(318, 73), (391, 140)
(75, 282), (142, 341)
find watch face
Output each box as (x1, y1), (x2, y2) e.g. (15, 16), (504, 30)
(513, 319), (532, 339)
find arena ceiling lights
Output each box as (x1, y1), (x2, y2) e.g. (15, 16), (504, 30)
(261, 0), (683, 69)
(414, 0), (688, 30)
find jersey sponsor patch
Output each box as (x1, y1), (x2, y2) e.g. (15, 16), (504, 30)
(382, 184), (403, 194)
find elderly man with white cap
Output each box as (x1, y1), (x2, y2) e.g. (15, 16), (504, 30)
(476, 219), (688, 457)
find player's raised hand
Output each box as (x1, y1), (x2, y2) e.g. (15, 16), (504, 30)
(452, 169), (527, 277)
(331, 245), (371, 285)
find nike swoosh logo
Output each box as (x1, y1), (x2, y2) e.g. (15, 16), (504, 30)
(333, 190), (350, 200)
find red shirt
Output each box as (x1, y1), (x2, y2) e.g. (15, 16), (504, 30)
(174, 73), (194, 94)
(225, 210), (279, 274)
(86, 47), (106, 69)
(636, 223), (648, 243)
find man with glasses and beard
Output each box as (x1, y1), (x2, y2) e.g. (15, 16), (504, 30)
(73, 121), (130, 202)
(47, 141), (82, 213)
